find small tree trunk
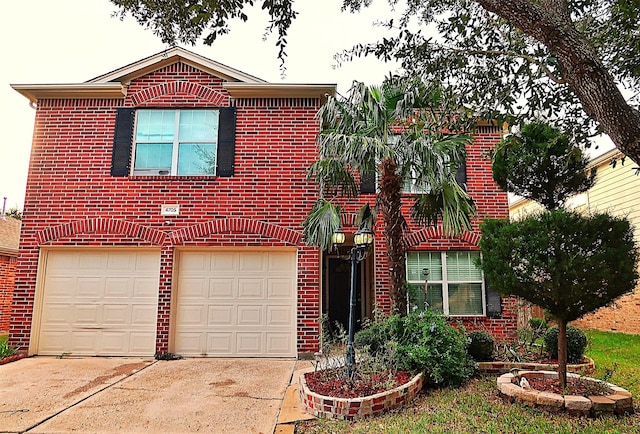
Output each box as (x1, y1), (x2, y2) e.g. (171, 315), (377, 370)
(378, 158), (407, 314)
(557, 319), (568, 389)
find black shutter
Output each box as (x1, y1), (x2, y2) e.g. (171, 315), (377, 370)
(485, 277), (502, 318)
(360, 172), (376, 194)
(216, 107), (237, 177)
(111, 108), (135, 177)
(455, 157), (467, 190)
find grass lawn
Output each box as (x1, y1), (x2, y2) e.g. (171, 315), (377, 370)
(297, 330), (640, 434)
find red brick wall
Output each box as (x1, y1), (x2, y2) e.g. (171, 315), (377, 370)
(0, 255), (17, 333)
(10, 61), (514, 354)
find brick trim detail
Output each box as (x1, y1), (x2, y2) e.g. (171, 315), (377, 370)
(404, 227), (481, 248)
(130, 81), (229, 106)
(36, 218), (167, 245)
(170, 218), (302, 245)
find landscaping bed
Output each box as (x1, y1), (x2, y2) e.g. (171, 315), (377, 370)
(497, 370), (634, 416)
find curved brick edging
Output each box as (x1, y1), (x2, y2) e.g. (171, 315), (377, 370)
(497, 370), (634, 416)
(299, 372), (423, 420)
(0, 354), (26, 365)
(479, 358), (594, 375)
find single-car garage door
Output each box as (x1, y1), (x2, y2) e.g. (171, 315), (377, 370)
(36, 249), (161, 356)
(173, 249), (297, 357)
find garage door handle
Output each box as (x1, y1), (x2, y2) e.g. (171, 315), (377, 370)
(78, 326), (104, 330)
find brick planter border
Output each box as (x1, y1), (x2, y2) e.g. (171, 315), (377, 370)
(497, 370), (634, 416)
(299, 371), (423, 420)
(478, 358), (594, 375)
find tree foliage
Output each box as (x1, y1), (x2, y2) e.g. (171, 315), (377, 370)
(492, 122), (596, 210)
(303, 76), (474, 313)
(480, 210), (638, 324)
(110, 0), (640, 163)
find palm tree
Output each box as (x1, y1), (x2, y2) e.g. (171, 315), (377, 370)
(304, 76), (475, 314)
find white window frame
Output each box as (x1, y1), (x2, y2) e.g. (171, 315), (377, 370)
(406, 251), (486, 317)
(132, 109), (219, 176)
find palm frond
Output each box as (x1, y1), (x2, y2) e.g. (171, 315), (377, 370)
(302, 199), (342, 251)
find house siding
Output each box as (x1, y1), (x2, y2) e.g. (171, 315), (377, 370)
(10, 54), (516, 356)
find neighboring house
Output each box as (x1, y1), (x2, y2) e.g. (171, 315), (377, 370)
(10, 47), (515, 359)
(511, 149), (640, 334)
(0, 216), (20, 334)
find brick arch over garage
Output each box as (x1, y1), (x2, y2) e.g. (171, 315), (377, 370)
(130, 81), (228, 106)
(36, 218), (167, 246)
(404, 227), (481, 248)
(170, 218), (302, 245)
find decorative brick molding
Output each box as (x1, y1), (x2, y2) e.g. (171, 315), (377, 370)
(299, 372), (423, 420)
(479, 358), (595, 375)
(498, 370), (634, 416)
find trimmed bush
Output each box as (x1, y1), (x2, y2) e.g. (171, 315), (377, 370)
(543, 325), (587, 363)
(467, 330), (495, 361)
(354, 310), (475, 386)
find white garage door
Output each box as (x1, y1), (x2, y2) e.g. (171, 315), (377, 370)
(173, 250), (297, 357)
(37, 249), (160, 356)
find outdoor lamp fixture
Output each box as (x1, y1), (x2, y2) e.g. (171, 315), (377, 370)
(332, 226), (374, 379)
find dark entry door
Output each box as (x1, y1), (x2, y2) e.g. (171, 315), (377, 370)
(327, 257), (362, 336)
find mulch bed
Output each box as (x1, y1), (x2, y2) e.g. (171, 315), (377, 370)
(304, 368), (413, 399)
(526, 376), (609, 396)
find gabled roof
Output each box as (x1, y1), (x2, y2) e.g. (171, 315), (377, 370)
(0, 217), (21, 257)
(11, 46), (336, 103)
(87, 47), (266, 85)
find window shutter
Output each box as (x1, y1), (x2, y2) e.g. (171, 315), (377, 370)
(485, 277), (502, 318)
(360, 172), (376, 194)
(216, 107), (237, 177)
(455, 157), (467, 189)
(111, 108), (135, 177)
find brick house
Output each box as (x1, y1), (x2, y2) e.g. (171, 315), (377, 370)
(0, 216), (20, 334)
(10, 47), (515, 358)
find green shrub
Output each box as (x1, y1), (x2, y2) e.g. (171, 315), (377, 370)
(543, 325), (587, 363)
(467, 330), (495, 361)
(354, 310), (475, 387)
(0, 339), (16, 358)
(529, 318), (547, 331)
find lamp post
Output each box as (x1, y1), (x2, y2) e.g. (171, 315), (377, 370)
(332, 226), (374, 379)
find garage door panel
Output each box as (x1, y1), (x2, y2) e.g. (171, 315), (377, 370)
(266, 306), (294, 326)
(131, 304), (158, 325)
(208, 305), (234, 325)
(74, 304), (102, 324)
(239, 253), (266, 272)
(174, 250), (296, 357)
(238, 279), (264, 298)
(265, 334), (294, 354)
(133, 277), (162, 298)
(237, 305), (262, 326)
(177, 305), (207, 325)
(268, 279), (295, 298)
(209, 279), (235, 298)
(236, 333), (262, 354)
(38, 249), (160, 356)
(76, 278), (103, 297)
(179, 278), (209, 298)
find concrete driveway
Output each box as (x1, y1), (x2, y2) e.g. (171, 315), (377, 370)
(0, 356), (297, 433)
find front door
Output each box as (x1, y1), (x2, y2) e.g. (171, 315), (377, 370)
(323, 253), (372, 340)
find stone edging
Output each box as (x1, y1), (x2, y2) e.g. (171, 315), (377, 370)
(299, 372), (423, 420)
(479, 358), (594, 375)
(497, 370), (634, 416)
(0, 354), (26, 365)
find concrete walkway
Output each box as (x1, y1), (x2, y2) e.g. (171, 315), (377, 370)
(0, 356), (309, 433)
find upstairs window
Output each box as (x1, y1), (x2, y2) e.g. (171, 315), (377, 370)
(133, 109), (219, 176)
(406, 251), (484, 316)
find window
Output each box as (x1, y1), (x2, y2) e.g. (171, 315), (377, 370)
(406, 251), (484, 316)
(133, 109), (219, 176)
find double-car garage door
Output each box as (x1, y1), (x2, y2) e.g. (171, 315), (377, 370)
(36, 248), (297, 357)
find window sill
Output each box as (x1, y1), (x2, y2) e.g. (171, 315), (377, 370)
(129, 175), (220, 181)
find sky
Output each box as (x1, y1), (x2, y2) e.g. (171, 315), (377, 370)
(1, 0), (400, 211)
